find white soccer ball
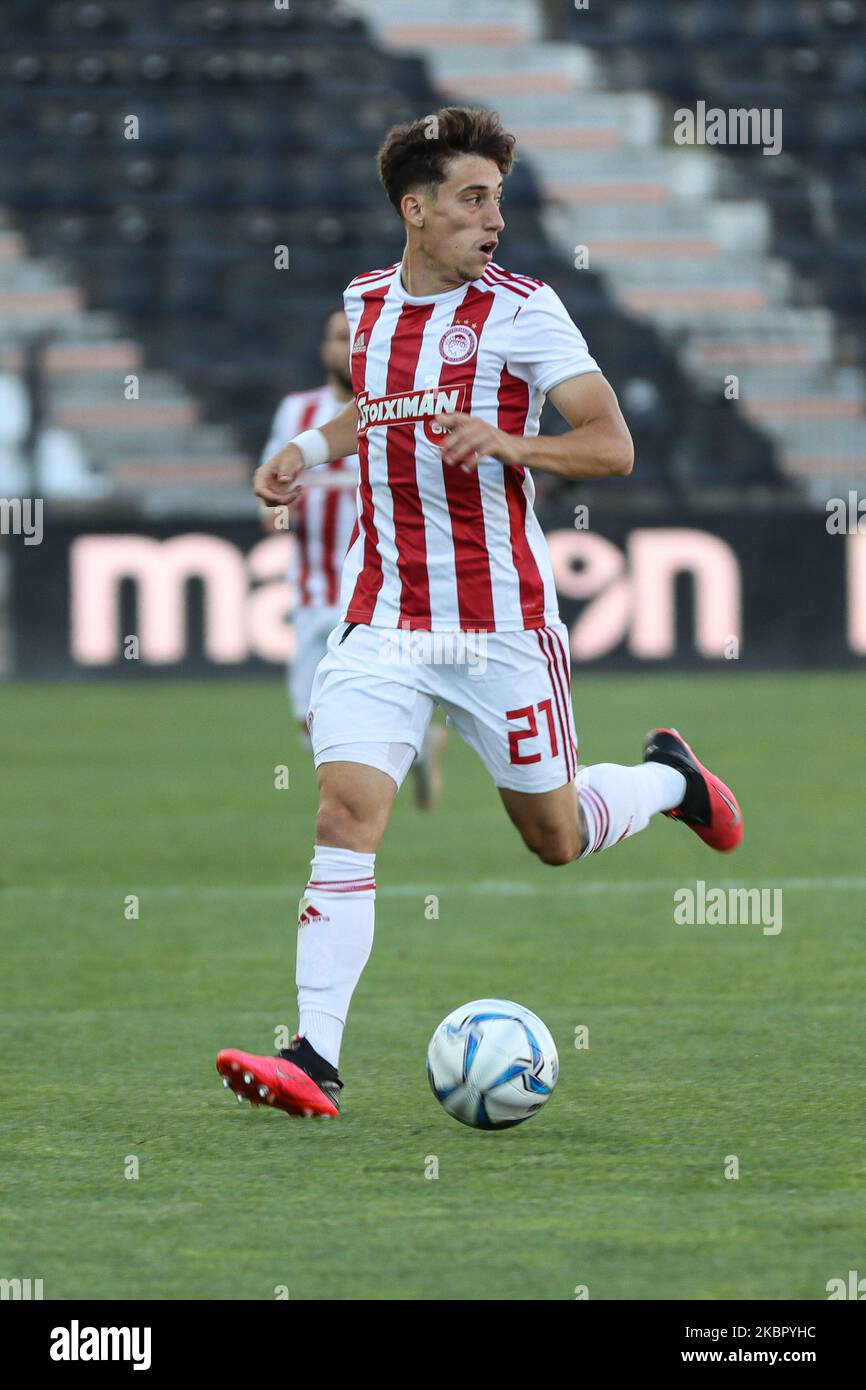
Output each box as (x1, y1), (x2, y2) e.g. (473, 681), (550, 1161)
(426, 998), (559, 1129)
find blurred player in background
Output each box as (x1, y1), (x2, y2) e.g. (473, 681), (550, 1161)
(263, 308), (447, 806)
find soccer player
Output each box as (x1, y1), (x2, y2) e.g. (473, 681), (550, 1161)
(262, 309), (358, 734)
(218, 107), (743, 1118)
(263, 309), (448, 805)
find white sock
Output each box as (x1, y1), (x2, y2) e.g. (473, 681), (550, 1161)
(578, 763), (686, 856)
(296, 845), (376, 1069)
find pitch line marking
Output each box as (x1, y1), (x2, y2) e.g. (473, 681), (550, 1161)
(2, 877), (866, 900)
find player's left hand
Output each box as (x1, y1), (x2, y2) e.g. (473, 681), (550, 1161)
(435, 412), (524, 472)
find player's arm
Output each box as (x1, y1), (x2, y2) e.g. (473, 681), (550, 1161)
(258, 400), (296, 529)
(254, 399), (359, 507)
(437, 372), (633, 481)
(520, 372), (633, 478)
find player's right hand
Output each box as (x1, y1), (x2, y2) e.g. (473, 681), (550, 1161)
(253, 443), (306, 508)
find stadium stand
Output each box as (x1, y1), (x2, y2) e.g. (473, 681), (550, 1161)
(0, 210), (252, 513)
(11, 0), (863, 506)
(534, 0), (866, 493)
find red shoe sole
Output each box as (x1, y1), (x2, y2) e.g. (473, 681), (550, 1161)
(656, 727), (744, 853)
(216, 1049), (339, 1118)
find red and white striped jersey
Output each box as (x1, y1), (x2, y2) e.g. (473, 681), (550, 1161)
(261, 383), (359, 609)
(340, 260), (600, 632)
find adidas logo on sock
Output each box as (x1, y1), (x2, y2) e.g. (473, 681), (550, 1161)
(298, 899), (330, 927)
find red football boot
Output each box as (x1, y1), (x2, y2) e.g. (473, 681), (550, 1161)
(643, 727), (744, 852)
(216, 1034), (341, 1118)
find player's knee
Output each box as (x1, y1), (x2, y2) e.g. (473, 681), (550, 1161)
(524, 828), (581, 867)
(315, 794), (371, 851)
(537, 839), (579, 867)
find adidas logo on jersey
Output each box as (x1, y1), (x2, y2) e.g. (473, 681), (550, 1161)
(352, 332), (366, 354)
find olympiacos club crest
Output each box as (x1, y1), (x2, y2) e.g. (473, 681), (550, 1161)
(438, 324), (478, 364)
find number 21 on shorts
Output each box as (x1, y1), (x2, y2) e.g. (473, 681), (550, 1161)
(506, 700), (560, 765)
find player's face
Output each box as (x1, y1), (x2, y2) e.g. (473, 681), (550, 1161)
(420, 154), (505, 284)
(321, 310), (352, 391)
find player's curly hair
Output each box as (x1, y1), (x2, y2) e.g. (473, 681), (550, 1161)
(377, 106), (517, 218)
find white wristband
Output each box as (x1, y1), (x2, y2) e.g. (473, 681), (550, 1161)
(292, 428), (329, 470)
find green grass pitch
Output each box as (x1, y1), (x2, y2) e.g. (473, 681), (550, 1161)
(2, 673), (864, 1300)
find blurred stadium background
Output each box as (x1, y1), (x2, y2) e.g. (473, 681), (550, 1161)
(1, 0), (864, 675)
(3, 1), (866, 1305)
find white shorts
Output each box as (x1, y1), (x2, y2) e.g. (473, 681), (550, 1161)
(289, 605), (342, 720)
(308, 620), (578, 794)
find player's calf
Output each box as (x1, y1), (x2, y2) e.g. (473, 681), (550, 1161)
(499, 782), (584, 866)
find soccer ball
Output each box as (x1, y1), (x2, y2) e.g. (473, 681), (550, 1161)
(426, 998), (559, 1129)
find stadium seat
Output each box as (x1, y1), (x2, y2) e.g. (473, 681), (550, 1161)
(619, 0), (681, 48)
(816, 102), (866, 153)
(837, 47), (866, 92)
(751, 0), (810, 46)
(689, 0), (750, 47)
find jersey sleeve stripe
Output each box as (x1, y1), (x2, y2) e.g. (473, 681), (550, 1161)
(346, 263), (400, 289)
(482, 267), (531, 298)
(489, 262), (545, 289)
